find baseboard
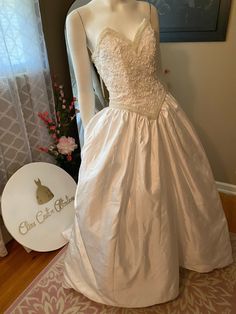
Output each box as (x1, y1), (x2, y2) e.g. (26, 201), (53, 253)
(215, 181), (236, 196)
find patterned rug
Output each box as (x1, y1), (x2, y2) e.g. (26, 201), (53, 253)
(5, 233), (236, 314)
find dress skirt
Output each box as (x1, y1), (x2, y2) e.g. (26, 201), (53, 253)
(62, 92), (233, 308)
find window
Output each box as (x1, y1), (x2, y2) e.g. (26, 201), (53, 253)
(0, 0), (49, 76)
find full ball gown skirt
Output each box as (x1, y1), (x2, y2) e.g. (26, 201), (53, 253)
(62, 17), (233, 308)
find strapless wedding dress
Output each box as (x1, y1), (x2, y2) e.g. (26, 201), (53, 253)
(62, 17), (233, 308)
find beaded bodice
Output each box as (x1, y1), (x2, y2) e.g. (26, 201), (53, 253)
(91, 18), (167, 119)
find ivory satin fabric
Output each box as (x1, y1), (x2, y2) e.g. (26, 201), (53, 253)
(62, 17), (233, 308)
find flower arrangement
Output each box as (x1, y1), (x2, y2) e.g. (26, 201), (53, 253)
(38, 81), (81, 180)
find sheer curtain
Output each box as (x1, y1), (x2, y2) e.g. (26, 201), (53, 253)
(0, 0), (55, 256)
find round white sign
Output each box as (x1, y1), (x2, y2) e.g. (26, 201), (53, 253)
(1, 162), (77, 252)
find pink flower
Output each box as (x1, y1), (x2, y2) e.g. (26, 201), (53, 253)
(62, 105), (66, 109)
(67, 154), (72, 161)
(38, 146), (49, 153)
(44, 112), (49, 116)
(50, 125), (56, 130)
(56, 136), (78, 155)
(38, 112), (50, 124)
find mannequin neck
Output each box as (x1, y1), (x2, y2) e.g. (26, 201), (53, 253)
(92, 0), (136, 10)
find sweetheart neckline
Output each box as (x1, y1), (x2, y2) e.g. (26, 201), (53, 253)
(91, 17), (155, 60)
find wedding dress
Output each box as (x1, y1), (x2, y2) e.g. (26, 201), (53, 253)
(62, 14), (233, 308)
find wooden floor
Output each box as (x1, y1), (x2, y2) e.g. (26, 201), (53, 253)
(0, 240), (60, 313)
(0, 191), (235, 312)
(220, 192), (236, 233)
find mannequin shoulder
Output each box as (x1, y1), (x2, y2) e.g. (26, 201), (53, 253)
(65, 9), (87, 43)
(150, 3), (159, 15)
(137, 1), (159, 16)
(66, 5), (88, 25)
(150, 4), (160, 32)
(66, 9), (81, 28)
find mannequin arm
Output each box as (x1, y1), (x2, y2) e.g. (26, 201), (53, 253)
(150, 4), (166, 84)
(66, 10), (95, 128)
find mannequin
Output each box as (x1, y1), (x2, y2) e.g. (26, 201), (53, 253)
(63, 0), (233, 308)
(66, 0), (162, 129)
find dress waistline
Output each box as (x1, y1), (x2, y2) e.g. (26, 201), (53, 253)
(109, 86), (167, 120)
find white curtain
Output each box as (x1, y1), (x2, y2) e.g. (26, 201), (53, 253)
(0, 0), (55, 256)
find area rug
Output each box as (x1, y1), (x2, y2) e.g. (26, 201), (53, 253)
(5, 233), (236, 314)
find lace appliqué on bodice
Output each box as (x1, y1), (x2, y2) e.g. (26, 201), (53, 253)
(91, 18), (167, 120)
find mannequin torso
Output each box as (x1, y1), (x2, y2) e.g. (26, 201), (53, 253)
(66, 0), (159, 128)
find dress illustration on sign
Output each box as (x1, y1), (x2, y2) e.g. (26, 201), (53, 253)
(34, 179), (54, 205)
(62, 12), (233, 308)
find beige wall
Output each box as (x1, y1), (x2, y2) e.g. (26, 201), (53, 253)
(161, 0), (236, 185)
